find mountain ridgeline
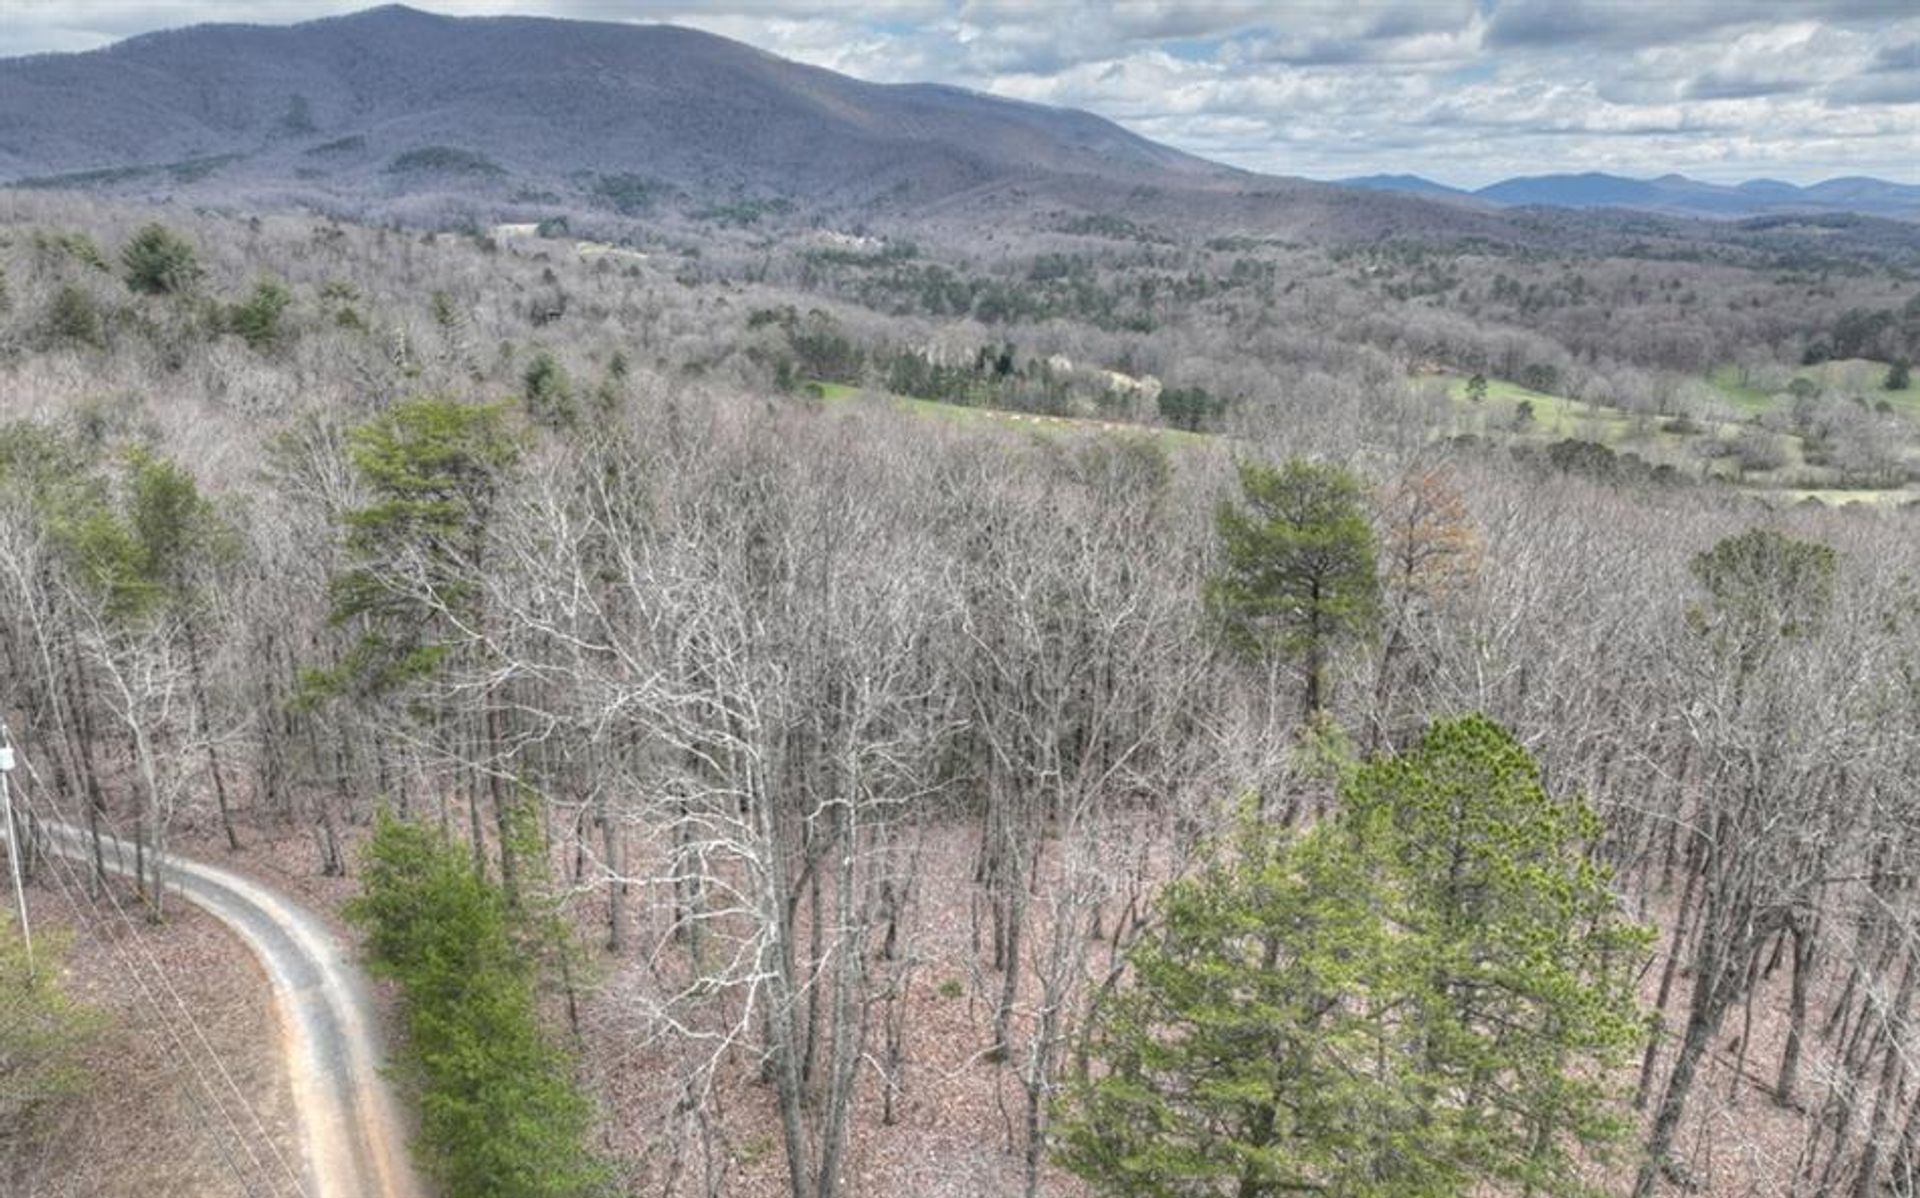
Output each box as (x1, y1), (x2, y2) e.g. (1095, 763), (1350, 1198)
(1341, 170), (1920, 220)
(0, 5), (1915, 251)
(0, 5), (1239, 212)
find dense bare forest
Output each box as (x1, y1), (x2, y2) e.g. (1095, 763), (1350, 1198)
(0, 184), (1916, 1198)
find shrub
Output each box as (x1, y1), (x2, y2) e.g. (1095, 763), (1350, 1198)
(523, 352), (575, 428)
(43, 285), (104, 347)
(121, 224), (202, 295)
(1546, 437), (1619, 479)
(1519, 361), (1560, 393)
(30, 230), (109, 272)
(225, 279), (292, 350)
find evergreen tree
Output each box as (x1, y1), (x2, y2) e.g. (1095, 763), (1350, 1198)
(1058, 715), (1649, 1198)
(522, 352), (575, 429)
(1341, 715), (1650, 1195)
(318, 397), (523, 886)
(50, 448), (235, 624)
(1207, 459), (1380, 717)
(120, 223), (202, 296)
(225, 278), (292, 350)
(1057, 803), (1415, 1197)
(1687, 528), (1836, 679)
(346, 815), (604, 1198)
(324, 397), (519, 690)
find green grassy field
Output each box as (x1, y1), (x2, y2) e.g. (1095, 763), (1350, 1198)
(1442, 375), (1743, 473)
(1706, 365), (1774, 413)
(1447, 375), (1639, 439)
(807, 381), (1210, 446)
(810, 371), (1909, 499)
(1710, 359), (1918, 417)
(1438, 372), (1917, 495)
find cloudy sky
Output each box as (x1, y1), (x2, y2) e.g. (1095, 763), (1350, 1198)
(6, 1), (1918, 186)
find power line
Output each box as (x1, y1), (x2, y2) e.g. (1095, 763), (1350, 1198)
(5, 742), (311, 1198)
(15, 809), (277, 1197)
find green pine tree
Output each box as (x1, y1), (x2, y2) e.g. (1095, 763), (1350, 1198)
(1687, 528), (1836, 679)
(522, 352), (575, 429)
(346, 815), (605, 1198)
(120, 223), (203, 296)
(1206, 458), (1380, 717)
(225, 278), (292, 350)
(321, 397), (519, 692)
(1341, 715), (1651, 1195)
(1057, 714), (1649, 1198)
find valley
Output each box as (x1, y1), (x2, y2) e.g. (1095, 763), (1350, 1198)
(1, 7), (1917, 1198)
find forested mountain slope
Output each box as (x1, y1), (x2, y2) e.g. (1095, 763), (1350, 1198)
(0, 5), (1231, 207)
(0, 6), (1582, 244)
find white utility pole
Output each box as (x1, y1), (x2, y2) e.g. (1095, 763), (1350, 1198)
(0, 719), (31, 980)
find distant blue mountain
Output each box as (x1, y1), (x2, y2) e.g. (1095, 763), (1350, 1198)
(1737, 179), (1803, 199)
(1335, 174), (1474, 199)
(1337, 171), (1920, 220)
(1476, 172), (1666, 207)
(1801, 176), (1920, 207)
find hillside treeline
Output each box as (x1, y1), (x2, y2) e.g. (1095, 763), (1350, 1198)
(0, 196), (1916, 1198)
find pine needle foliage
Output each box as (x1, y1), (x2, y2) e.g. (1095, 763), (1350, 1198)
(120, 223), (203, 296)
(315, 397), (519, 695)
(1057, 714), (1650, 1198)
(346, 815), (606, 1198)
(1206, 458), (1379, 716)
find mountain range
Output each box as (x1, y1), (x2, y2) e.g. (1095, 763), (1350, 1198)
(0, 5), (1915, 239)
(1339, 171), (1920, 220)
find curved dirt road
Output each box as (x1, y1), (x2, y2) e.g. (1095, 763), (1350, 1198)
(36, 823), (424, 1198)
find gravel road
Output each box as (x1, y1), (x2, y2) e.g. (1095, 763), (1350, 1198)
(35, 823), (424, 1198)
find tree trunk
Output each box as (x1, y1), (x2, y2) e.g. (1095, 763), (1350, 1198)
(1776, 916), (1815, 1106)
(1635, 972), (1725, 1198)
(485, 698), (518, 904)
(601, 794), (626, 954)
(187, 627), (239, 851)
(1849, 951), (1916, 1198)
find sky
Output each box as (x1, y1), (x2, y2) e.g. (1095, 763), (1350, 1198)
(4, 1), (1918, 187)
